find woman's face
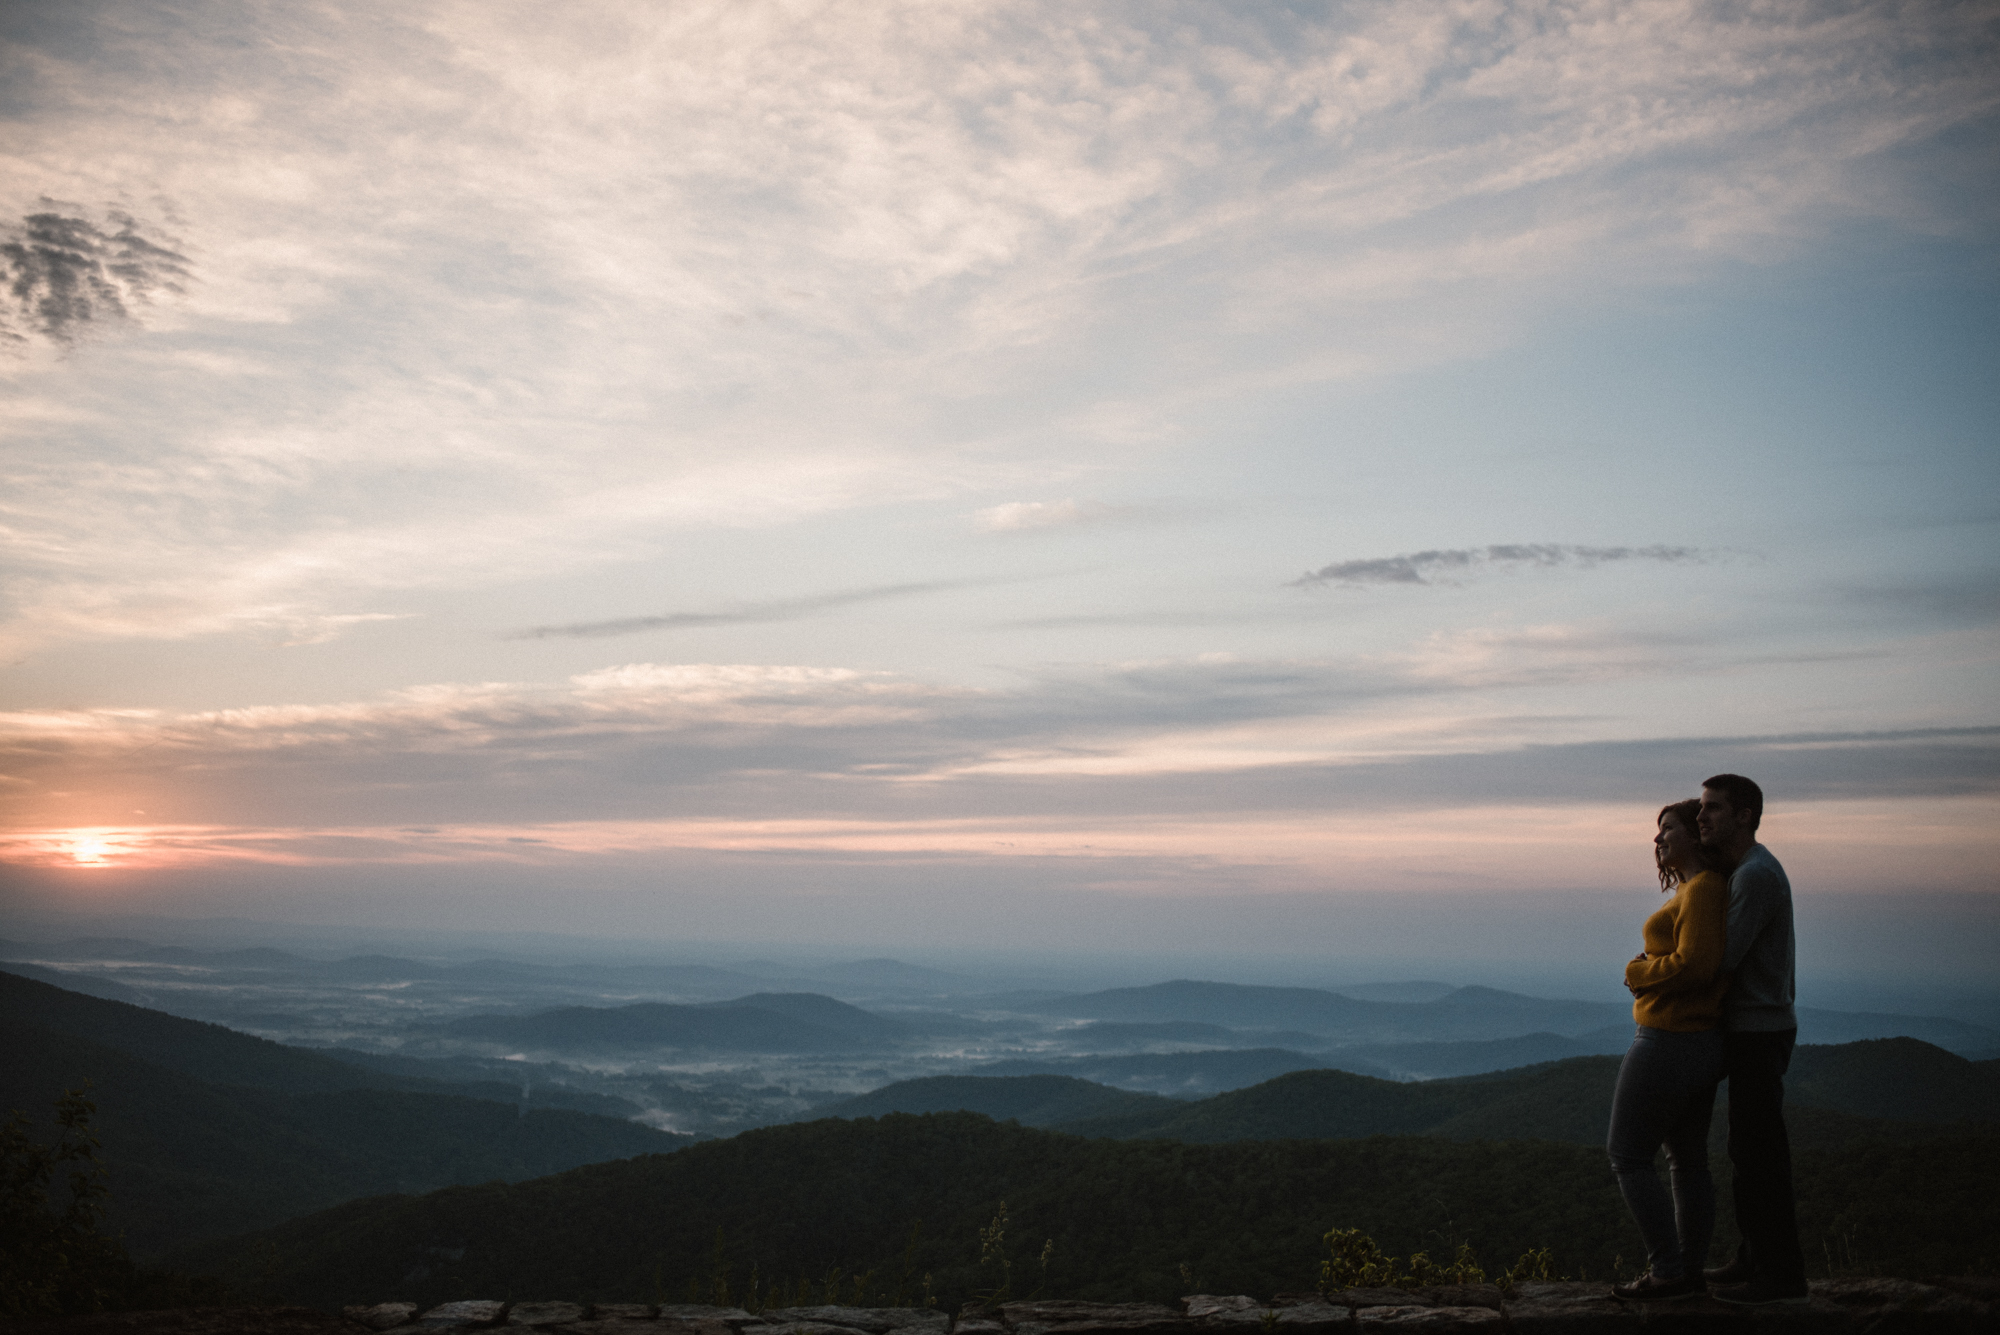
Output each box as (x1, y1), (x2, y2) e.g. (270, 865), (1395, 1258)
(1655, 812), (1699, 874)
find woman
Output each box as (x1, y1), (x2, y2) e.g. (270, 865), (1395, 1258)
(1607, 798), (1730, 1302)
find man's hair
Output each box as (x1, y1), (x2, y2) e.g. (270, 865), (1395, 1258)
(1702, 773), (1763, 831)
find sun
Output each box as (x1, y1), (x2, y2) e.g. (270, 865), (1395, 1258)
(67, 834), (112, 866)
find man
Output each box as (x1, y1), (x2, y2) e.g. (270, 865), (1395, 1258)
(1698, 773), (1808, 1305)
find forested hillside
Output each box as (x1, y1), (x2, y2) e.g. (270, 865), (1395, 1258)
(171, 1110), (2000, 1311)
(0, 975), (689, 1255)
(838, 1040), (1998, 1149)
(812, 1074), (1176, 1126)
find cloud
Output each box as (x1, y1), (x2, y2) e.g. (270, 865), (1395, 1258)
(1295, 544), (1712, 587)
(2, 2), (1989, 649)
(973, 499), (1160, 533)
(6, 634), (1995, 837)
(0, 206), (189, 349)
(506, 580), (981, 640)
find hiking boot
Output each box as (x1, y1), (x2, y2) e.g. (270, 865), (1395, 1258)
(1703, 1255), (1756, 1285)
(1712, 1277), (1810, 1306)
(1611, 1273), (1706, 1302)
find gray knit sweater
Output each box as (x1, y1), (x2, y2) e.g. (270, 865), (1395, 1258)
(1721, 842), (1797, 1032)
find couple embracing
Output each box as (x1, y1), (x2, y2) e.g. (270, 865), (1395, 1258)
(1608, 773), (1808, 1307)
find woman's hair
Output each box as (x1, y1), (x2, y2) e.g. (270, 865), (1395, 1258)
(1656, 798), (1704, 892)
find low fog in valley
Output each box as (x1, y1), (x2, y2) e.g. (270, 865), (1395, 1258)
(8, 928), (1994, 1139)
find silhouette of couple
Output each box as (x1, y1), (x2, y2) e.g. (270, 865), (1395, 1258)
(1607, 773), (1807, 1306)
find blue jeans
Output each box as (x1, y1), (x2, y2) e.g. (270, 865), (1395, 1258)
(1607, 1024), (1725, 1280)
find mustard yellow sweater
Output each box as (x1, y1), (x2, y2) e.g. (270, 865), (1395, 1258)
(1625, 869), (1729, 1031)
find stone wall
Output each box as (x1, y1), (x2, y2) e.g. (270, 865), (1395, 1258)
(332, 1284), (1998, 1334)
(8, 1285), (1993, 1334)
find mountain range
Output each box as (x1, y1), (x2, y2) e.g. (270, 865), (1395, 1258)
(1023, 979), (2000, 1053)
(0, 972), (686, 1255)
(816, 1039), (1998, 1149)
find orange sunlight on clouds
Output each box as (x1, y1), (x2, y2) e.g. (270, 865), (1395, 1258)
(10, 797), (1994, 896)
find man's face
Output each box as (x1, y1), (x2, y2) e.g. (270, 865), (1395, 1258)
(1698, 788), (1741, 848)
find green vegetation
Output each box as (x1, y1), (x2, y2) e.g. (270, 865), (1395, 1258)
(1, 1087), (225, 1318)
(168, 1110), (2000, 1311)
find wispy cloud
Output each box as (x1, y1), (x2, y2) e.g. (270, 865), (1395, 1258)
(1295, 544), (1712, 588)
(2, 2), (1987, 648)
(0, 206), (189, 349)
(974, 499), (1166, 533)
(506, 581), (978, 640)
(8, 639), (1994, 837)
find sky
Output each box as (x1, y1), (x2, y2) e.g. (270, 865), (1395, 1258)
(1, 0), (1997, 987)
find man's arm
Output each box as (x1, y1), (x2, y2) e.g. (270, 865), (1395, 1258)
(1722, 855), (1780, 973)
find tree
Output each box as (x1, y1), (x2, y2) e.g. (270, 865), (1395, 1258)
(0, 1085), (135, 1317)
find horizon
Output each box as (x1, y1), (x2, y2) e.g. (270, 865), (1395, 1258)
(6, 909), (1998, 1025)
(2, 2), (1996, 977)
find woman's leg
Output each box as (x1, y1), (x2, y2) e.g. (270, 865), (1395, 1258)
(1661, 1033), (1725, 1278)
(1607, 1027), (1686, 1279)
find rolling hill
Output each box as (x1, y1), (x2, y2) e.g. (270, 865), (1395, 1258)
(973, 1047), (1389, 1095)
(1023, 980), (2000, 1054)
(853, 1041), (1999, 1150)
(0, 974), (688, 1256)
(0, 968), (425, 1095)
(1327, 1030), (1631, 1079)
(808, 1074), (1175, 1127)
(1022, 980), (1628, 1042)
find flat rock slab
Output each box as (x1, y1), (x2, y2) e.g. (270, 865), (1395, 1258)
(1500, 1283), (1646, 1335)
(757, 1311), (944, 1335)
(508, 1305), (586, 1327)
(1356, 1308), (1501, 1332)
(1333, 1296), (1423, 1314)
(0, 1309), (351, 1334)
(1407, 1291), (1500, 1314)
(346, 1306), (421, 1331)
(1814, 1277), (1995, 1329)
(592, 1310), (660, 1324)
(419, 1303), (508, 1329)
(1002, 1303), (1187, 1335)
(1180, 1301), (1262, 1321)
(655, 1312), (749, 1325)
(1186, 1306), (1348, 1333)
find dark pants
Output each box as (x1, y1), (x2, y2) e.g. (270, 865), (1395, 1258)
(1724, 1028), (1805, 1284)
(1607, 1025), (1724, 1279)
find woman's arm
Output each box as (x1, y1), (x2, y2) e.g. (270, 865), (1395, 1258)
(1623, 875), (1726, 996)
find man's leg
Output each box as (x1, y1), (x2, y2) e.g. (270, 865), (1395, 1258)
(1718, 1028), (1806, 1300)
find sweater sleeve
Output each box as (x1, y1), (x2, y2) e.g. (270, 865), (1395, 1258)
(1625, 874), (1727, 996)
(1722, 852), (1781, 973)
